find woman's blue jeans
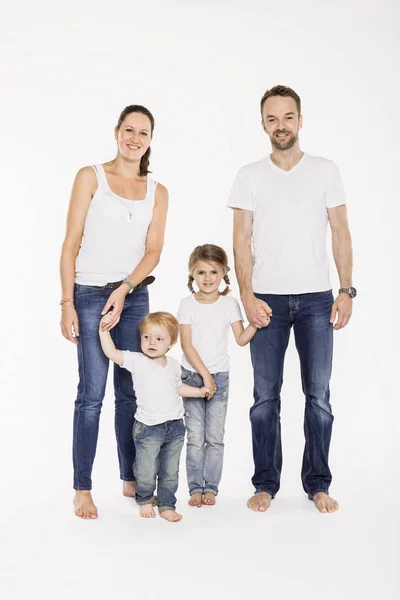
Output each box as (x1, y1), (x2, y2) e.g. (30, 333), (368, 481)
(73, 283), (149, 490)
(250, 291), (334, 499)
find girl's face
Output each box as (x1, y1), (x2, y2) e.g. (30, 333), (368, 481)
(192, 260), (224, 295)
(115, 112), (152, 163)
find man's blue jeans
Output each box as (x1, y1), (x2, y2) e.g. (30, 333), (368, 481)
(182, 368), (230, 496)
(133, 419), (185, 512)
(73, 283), (149, 490)
(250, 290), (334, 499)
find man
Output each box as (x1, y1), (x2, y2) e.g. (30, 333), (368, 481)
(228, 85), (355, 513)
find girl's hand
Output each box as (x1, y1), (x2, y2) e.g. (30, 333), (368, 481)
(256, 307), (271, 327)
(202, 374), (216, 400)
(60, 306), (79, 345)
(99, 313), (113, 332)
(100, 286), (128, 331)
(200, 386), (211, 399)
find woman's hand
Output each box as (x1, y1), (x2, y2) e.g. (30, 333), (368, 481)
(100, 286), (128, 330)
(60, 306), (80, 345)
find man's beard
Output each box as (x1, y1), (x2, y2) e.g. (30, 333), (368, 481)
(271, 129), (298, 150)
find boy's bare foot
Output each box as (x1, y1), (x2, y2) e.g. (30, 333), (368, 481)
(247, 492), (272, 512)
(160, 509), (183, 522)
(140, 504), (156, 518)
(188, 492), (203, 507)
(73, 491), (98, 519)
(202, 492), (216, 505)
(312, 492), (339, 513)
(122, 481), (136, 497)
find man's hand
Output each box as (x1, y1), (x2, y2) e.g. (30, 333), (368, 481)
(330, 293), (352, 330)
(242, 292), (272, 328)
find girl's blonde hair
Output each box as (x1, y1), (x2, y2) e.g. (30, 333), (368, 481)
(187, 244), (231, 296)
(139, 312), (179, 346)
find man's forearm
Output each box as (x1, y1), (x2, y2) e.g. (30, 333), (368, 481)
(332, 227), (353, 288)
(233, 239), (254, 299)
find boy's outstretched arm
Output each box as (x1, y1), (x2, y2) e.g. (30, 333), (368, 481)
(177, 383), (210, 399)
(99, 314), (124, 366)
(231, 320), (259, 347)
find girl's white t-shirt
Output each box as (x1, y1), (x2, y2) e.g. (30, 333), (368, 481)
(177, 295), (243, 374)
(121, 352), (183, 426)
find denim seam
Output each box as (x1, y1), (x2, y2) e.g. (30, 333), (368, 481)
(74, 301), (87, 490)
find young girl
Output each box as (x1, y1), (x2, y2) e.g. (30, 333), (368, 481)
(177, 244), (270, 507)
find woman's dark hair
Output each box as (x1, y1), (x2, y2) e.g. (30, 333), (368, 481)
(116, 105), (155, 176)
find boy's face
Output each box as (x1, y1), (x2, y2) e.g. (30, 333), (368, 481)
(140, 325), (172, 358)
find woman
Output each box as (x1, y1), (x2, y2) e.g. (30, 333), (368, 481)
(60, 105), (168, 519)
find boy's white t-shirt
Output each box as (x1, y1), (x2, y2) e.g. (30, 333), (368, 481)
(121, 352), (184, 426)
(177, 295), (243, 374)
(227, 153), (346, 294)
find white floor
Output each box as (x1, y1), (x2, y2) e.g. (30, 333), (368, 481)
(2, 415), (398, 600)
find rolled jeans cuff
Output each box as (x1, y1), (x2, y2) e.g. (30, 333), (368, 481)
(189, 488), (204, 496)
(203, 487), (218, 496)
(255, 488), (275, 499)
(136, 495), (154, 506)
(307, 488), (329, 500)
(158, 505), (176, 513)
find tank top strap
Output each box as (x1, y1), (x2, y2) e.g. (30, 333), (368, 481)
(147, 177), (158, 205)
(91, 164), (107, 187)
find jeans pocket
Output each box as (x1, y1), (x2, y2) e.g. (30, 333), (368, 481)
(133, 420), (146, 440)
(181, 368), (192, 383)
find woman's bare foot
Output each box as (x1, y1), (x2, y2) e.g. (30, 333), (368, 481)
(247, 492), (272, 512)
(188, 492), (203, 507)
(73, 491), (98, 519)
(202, 492), (216, 505)
(140, 504), (156, 518)
(160, 509), (183, 522)
(122, 482), (157, 506)
(312, 492), (339, 513)
(122, 481), (136, 497)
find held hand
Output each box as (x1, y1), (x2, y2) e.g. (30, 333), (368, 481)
(99, 313), (114, 332)
(60, 306), (80, 345)
(200, 386), (211, 399)
(330, 294), (353, 330)
(243, 293), (272, 328)
(100, 286), (128, 331)
(203, 374), (216, 400)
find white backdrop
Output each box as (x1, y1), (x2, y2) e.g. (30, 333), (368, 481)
(1, 1), (399, 599)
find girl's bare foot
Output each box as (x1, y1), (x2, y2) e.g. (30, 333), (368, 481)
(160, 509), (183, 522)
(140, 504), (156, 518)
(73, 491), (98, 519)
(312, 492), (339, 513)
(247, 492), (272, 512)
(202, 492), (216, 505)
(188, 492), (203, 507)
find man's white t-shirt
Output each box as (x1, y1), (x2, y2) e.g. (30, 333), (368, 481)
(177, 295), (243, 374)
(121, 352), (183, 426)
(227, 153), (346, 294)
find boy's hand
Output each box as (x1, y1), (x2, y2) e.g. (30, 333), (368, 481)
(202, 374), (216, 399)
(200, 386), (211, 399)
(99, 313), (113, 332)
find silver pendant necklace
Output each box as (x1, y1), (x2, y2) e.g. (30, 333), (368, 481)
(119, 178), (135, 224)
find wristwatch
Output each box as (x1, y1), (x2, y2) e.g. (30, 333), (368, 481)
(339, 287), (357, 298)
(122, 278), (135, 294)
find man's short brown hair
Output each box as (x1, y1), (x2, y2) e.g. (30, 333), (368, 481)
(260, 85), (301, 116)
(139, 312), (179, 346)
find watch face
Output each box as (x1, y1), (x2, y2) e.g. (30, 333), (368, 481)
(349, 287), (357, 298)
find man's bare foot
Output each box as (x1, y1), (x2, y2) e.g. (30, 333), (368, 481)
(312, 492), (339, 513)
(247, 492), (272, 512)
(188, 492), (203, 507)
(202, 492), (216, 505)
(122, 481), (136, 497)
(140, 504), (156, 518)
(73, 491), (98, 519)
(160, 509), (183, 522)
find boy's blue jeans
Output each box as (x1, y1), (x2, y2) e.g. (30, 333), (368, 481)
(133, 419), (185, 512)
(182, 368), (230, 496)
(73, 283), (149, 491)
(250, 290), (334, 499)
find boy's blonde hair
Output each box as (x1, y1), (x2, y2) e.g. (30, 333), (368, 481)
(187, 244), (231, 296)
(139, 312), (179, 346)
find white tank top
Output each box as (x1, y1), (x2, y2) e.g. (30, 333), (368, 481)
(75, 164), (157, 285)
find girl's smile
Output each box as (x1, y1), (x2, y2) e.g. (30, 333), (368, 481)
(193, 260), (224, 296)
